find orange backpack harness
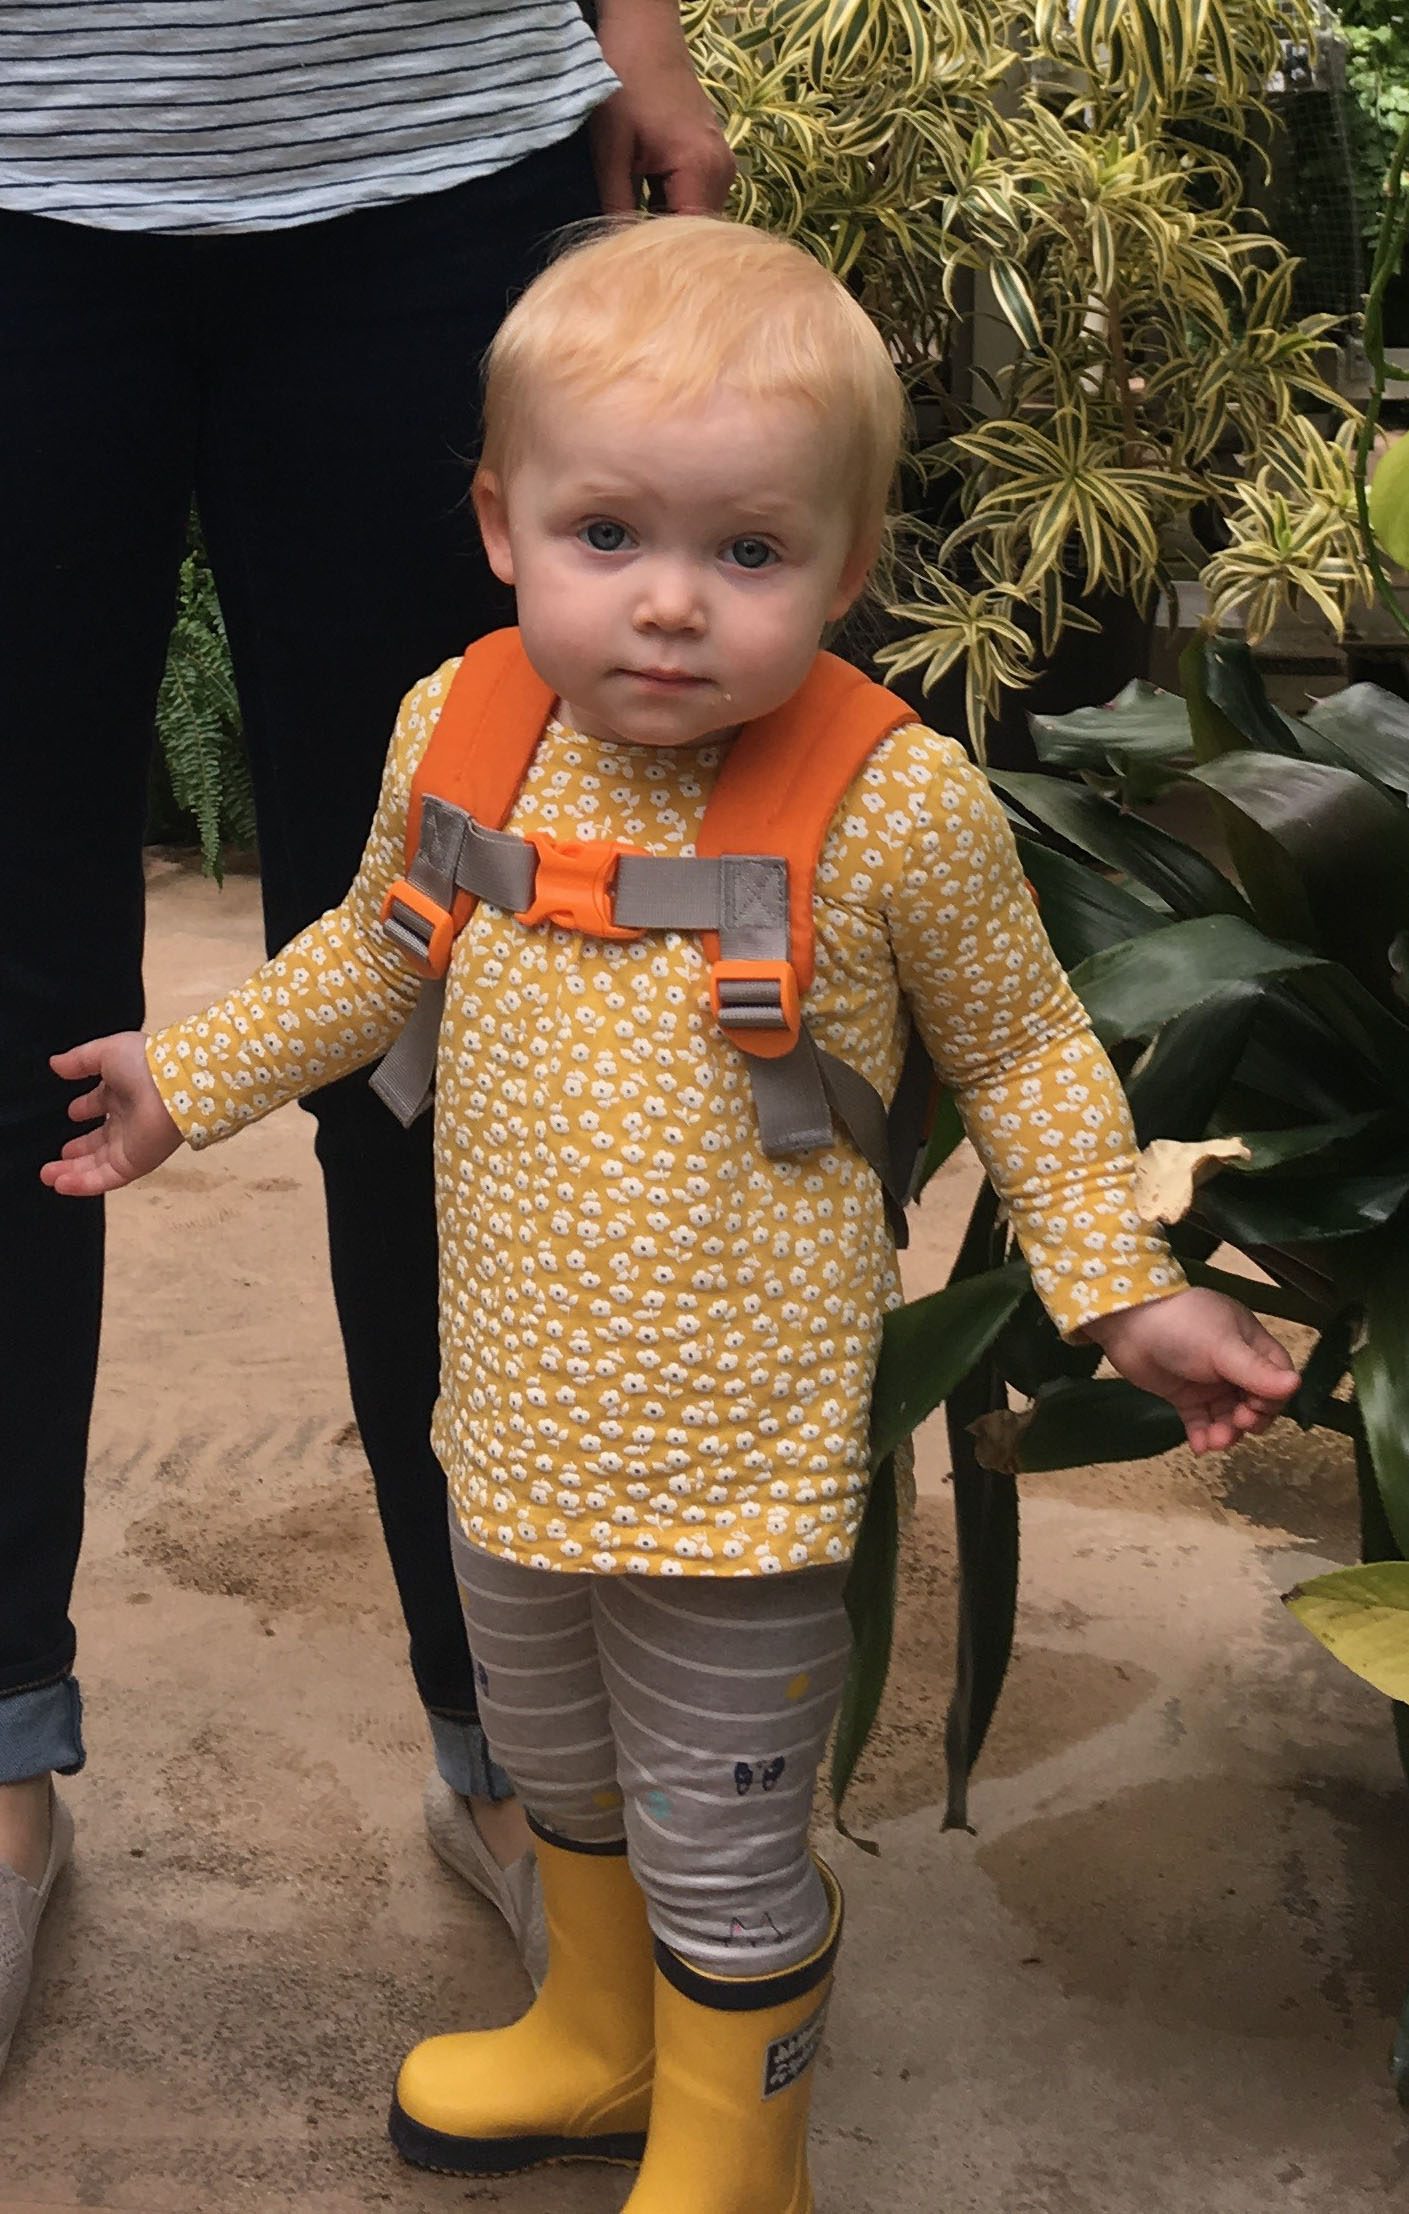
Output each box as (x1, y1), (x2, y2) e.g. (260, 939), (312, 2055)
(369, 628), (933, 1239)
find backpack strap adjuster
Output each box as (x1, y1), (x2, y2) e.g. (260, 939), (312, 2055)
(380, 878), (457, 981)
(709, 959), (801, 1059)
(515, 831), (647, 941)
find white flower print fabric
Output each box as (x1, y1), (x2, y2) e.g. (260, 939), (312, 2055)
(146, 658), (1185, 1577)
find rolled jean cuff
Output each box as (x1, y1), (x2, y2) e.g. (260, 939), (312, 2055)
(427, 1709), (513, 1802)
(0, 1675), (85, 1783)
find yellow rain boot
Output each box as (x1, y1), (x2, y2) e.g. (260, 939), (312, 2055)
(390, 1826), (654, 2176)
(623, 1859), (842, 2214)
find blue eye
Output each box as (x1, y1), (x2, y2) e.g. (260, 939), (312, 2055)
(728, 537), (775, 570)
(583, 519), (629, 552)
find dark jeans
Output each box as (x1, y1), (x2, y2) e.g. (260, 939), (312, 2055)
(0, 127), (599, 1785)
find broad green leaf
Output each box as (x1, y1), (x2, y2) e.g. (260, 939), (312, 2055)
(1369, 428), (1409, 569)
(991, 771), (1250, 921)
(1196, 1161), (1409, 1245)
(992, 1288), (1101, 1399)
(913, 1086), (965, 1195)
(870, 1260), (1029, 1466)
(1180, 1258), (1327, 1327)
(975, 1377), (1186, 1472)
(1070, 915), (1322, 1045)
(1189, 753), (1409, 999)
(832, 1451), (900, 1826)
(1288, 1308), (1358, 1433)
(1285, 1563), (1409, 1701)
(1180, 639), (1304, 762)
(1029, 680), (1194, 777)
(1354, 1246), (1409, 1558)
(1302, 685), (1409, 803)
(1126, 980), (1261, 1143)
(1287, 967), (1409, 1107)
(944, 1353), (1016, 1831)
(1016, 836), (1166, 970)
(1231, 1110), (1401, 1175)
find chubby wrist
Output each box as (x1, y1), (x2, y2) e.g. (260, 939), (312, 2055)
(1078, 1286), (1189, 1348)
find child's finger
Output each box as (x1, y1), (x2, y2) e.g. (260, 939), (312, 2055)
(66, 1083), (108, 1123)
(39, 1157), (109, 1196)
(57, 1129), (110, 1163)
(49, 1041), (107, 1082)
(1218, 1341), (1299, 1400)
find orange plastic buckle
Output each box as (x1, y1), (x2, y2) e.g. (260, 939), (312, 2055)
(515, 832), (645, 940)
(380, 878), (456, 980)
(708, 959), (802, 1060)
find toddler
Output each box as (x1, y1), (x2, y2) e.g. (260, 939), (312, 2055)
(45, 217), (1297, 2209)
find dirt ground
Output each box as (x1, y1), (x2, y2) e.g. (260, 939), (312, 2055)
(2, 859), (1407, 2214)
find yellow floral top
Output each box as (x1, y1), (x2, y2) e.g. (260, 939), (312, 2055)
(147, 657), (1185, 1577)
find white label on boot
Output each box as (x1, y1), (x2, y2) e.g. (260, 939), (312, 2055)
(761, 1997), (829, 2101)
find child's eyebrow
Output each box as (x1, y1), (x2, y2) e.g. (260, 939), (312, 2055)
(562, 478), (813, 528)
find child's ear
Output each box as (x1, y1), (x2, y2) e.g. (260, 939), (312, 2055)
(472, 470), (515, 586)
(827, 532), (879, 622)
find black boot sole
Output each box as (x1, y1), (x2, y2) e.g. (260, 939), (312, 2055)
(388, 2098), (647, 2176)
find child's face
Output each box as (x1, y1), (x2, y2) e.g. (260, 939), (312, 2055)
(475, 381), (871, 748)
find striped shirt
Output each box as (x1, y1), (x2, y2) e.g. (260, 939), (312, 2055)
(0, 3), (617, 233)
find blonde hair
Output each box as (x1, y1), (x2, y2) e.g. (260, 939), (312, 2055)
(478, 216), (906, 558)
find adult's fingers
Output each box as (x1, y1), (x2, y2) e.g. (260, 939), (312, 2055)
(661, 140), (736, 214)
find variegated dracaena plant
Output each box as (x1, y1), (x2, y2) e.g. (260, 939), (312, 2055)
(684, 0), (1376, 750)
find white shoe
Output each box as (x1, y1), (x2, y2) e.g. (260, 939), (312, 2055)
(0, 1787), (74, 2077)
(422, 1775), (548, 1990)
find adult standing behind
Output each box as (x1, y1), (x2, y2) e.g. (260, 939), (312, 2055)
(0, 0), (733, 2074)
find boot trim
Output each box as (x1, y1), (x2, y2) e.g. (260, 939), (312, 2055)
(389, 2098), (646, 2176)
(525, 1814), (629, 1857)
(653, 1860), (842, 2012)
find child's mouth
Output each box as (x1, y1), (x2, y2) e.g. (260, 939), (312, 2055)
(625, 668), (708, 690)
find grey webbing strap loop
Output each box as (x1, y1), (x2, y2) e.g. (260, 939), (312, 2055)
(814, 1040), (913, 1250)
(813, 1043), (894, 1191)
(612, 852), (790, 942)
(746, 1032), (835, 1156)
(454, 815), (538, 913)
(613, 854), (721, 929)
(718, 855), (791, 961)
(370, 978), (446, 1126)
(716, 975), (789, 1031)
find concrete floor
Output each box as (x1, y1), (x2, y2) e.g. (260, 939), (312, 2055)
(2, 861), (1407, 2212)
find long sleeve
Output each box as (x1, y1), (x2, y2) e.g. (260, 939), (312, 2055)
(884, 735), (1186, 1338)
(146, 662), (458, 1148)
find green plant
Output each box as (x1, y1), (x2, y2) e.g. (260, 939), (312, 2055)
(832, 633), (1409, 2066)
(685, 0), (1375, 749)
(1332, 0), (1409, 249)
(150, 522), (255, 880)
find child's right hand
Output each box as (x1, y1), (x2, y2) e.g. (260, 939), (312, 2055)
(40, 1034), (183, 1196)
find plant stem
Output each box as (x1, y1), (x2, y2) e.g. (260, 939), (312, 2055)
(1353, 116), (1409, 645)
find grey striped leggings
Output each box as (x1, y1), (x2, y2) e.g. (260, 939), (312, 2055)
(450, 1520), (852, 1976)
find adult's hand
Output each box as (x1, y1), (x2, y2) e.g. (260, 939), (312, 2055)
(590, 0), (736, 215)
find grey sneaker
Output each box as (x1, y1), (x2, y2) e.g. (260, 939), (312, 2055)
(0, 1788), (74, 2077)
(422, 1774), (548, 1990)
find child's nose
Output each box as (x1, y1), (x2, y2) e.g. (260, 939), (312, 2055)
(634, 561), (705, 632)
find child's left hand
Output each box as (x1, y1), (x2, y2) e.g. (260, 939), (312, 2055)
(1081, 1287), (1300, 1455)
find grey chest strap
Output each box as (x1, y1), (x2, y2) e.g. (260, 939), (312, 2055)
(369, 797), (912, 1227)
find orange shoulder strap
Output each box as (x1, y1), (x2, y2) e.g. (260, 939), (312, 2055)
(697, 652), (915, 993)
(405, 627), (556, 860)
